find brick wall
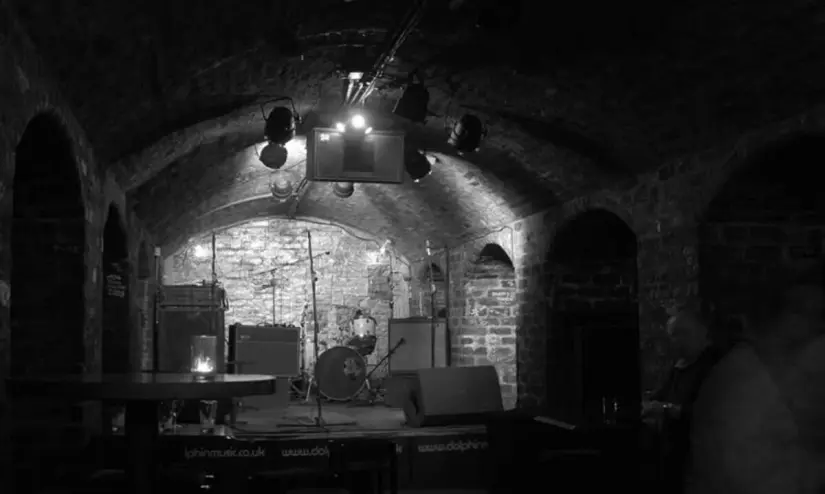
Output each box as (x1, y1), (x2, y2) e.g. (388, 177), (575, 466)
(162, 219), (410, 376)
(452, 259), (517, 409)
(410, 108), (825, 415)
(0, 2), (156, 485)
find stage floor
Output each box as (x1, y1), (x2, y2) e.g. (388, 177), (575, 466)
(230, 401), (484, 438)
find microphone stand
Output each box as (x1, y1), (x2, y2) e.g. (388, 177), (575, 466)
(426, 240), (437, 368)
(307, 230), (326, 428)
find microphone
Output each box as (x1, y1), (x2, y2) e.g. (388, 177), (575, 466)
(425, 240), (432, 257)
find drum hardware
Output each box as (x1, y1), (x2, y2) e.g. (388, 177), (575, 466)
(348, 337), (406, 406)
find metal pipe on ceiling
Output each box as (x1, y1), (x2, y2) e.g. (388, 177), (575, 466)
(345, 0), (428, 107)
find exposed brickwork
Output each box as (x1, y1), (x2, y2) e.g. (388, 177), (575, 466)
(132, 140), (536, 260)
(162, 219), (410, 377)
(2, 1), (825, 483)
(0, 1), (155, 484)
(511, 107), (825, 409)
(452, 259), (517, 409)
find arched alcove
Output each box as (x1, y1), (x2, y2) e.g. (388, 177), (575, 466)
(455, 243), (518, 408)
(545, 209), (639, 425)
(135, 242), (153, 371)
(416, 263), (447, 317)
(102, 204), (131, 374)
(11, 112), (86, 382)
(699, 133), (825, 345)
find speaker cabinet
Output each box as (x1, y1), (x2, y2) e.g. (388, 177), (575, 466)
(230, 325), (301, 376)
(230, 325), (300, 414)
(388, 317), (447, 373)
(403, 366), (503, 428)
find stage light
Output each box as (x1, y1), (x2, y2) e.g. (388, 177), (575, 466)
(193, 245), (210, 259)
(393, 79), (430, 123)
(264, 106), (297, 146)
(269, 171), (294, 201)
(332, 182), (355, 198)
(448, 114), (486, 154)
(335, 122), (346, 132)
(365, 127), (373, 134)
(259, 142), (288, 170)
(405, 150), (432, 183)
(350, 114), (366, 129)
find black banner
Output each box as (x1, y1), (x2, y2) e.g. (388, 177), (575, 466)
(141, 431), (488, 488)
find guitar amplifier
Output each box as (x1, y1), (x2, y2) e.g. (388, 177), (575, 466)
(229, 324), (301, 413)
(229, 324), (301, 376)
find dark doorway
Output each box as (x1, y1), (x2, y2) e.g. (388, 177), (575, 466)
(546, 209), (640, 426)
(102, 204), (130, 374)
(11, 113), (86, 379)
(699, 133), (825, 346)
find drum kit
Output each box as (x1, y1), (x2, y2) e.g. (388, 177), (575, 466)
(303, 313), (404, 403)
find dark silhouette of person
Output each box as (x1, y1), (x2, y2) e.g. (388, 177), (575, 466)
(644, 311), (725, 493)
(688, 277), (825, 494)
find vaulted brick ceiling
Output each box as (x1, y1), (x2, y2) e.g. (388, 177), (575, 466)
(12, 0), (825, 257)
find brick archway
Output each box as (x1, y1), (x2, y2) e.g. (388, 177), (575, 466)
(545, 209), (639, 425)
(698, 133), (825, 347)
(11, 112), (86, 379)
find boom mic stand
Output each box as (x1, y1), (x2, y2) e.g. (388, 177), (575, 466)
(306, 230), (326, 428)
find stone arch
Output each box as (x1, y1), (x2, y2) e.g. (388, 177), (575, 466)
(11, 112), (86, 382)
(544, 208), (639, 425)
(416, 262), (447, 318)
(698, 133), (825, 346)
(455, 243), (518, 409)
(102, 203), (131, 375)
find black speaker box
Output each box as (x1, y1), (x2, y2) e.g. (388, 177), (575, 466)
(403, 366), (504, 428)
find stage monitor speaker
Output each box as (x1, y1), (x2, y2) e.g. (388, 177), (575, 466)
(403, 366), (503, 428)
(388, 317), (447, 373)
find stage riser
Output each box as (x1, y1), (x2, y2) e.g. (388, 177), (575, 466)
(100, 431), (491, 489)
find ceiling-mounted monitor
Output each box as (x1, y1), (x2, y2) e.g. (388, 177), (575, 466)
(306, 128), (405, 184)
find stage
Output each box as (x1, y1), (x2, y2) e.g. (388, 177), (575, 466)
(104, 402), (491, 490)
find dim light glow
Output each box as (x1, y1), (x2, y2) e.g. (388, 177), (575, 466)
(193, 245), (210, 259)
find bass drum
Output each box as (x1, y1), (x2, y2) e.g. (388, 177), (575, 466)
(315, 346), (367, 401)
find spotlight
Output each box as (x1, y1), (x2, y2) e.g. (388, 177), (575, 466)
(332, 182), (355, 198)
(269, 171), (294, 201)
(264, 106), (297, 146)
(259, 143), (288, 170)
(350, 114), (366, 129)
(393, 73), (430, 123)
(448, 114), (486, 154)
(405, 150), (432, 183)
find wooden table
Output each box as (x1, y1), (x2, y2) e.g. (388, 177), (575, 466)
(8, 373), (276, 494)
